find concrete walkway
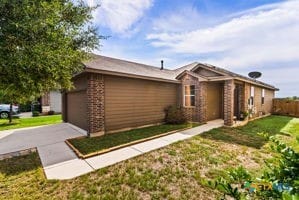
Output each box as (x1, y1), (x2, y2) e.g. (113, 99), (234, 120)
(0, 120), (223, 180)
(44, 119), (224, 180)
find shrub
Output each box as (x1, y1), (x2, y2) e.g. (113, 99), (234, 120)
(164, 106), (186, 124)
(240, 111), (248, 120)
(48, 110), (55, 115)
(32, 111), (40, 117)
(212, 134), (299, 199)
(19, 102), (32, 112)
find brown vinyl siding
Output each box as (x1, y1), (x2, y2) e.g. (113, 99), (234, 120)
(105, 75), (178, 131)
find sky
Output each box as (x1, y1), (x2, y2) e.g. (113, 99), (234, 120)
(85, 0), (299, 97)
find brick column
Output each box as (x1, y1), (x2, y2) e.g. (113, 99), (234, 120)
(198, 82), (207, 123)
(87, 73), (105, 137)
(238, 84), (245, 113)
(224, 80), (234, 126)
(243, 83), (250, 112)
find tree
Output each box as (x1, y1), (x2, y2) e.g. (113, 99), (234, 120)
(0, 0), (103, 122)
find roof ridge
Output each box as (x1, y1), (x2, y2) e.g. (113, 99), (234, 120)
(174, 62), (199, 71)
(90, 54), (174, 72)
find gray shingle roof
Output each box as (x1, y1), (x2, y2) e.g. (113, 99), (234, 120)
(84, 54), (178, 81)
(83, 54), (277, 90)
(195, 63), (278, 90)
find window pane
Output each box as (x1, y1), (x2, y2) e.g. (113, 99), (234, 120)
(190, 96), (195, 106)
(250, 86), (254, 97)
(184, 96), (195, 106)
(185, 96), (190, 106)
(190, 85), (195, 95)
(250, 96), (254, 105)
(185, 85), (191, 95)
(185, 85), (195, 96)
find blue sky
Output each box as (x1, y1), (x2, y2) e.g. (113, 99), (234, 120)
(86, 0), (299, 97)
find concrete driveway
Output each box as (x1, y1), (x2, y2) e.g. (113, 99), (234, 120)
(0, 120), (224, 180)
(0, 123), (86, 167)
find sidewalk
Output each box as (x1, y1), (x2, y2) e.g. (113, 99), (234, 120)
(44, 119), (224, 180)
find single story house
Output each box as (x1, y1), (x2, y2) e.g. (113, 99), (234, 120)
(40, 90), (62, 113)
(62, 55), (278, 137)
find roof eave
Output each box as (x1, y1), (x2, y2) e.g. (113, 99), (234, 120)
(175, 70), (209, 81)
(234, 77), (278, 91)
(83, 67), (180, 84)
(190, 63), (229, 76)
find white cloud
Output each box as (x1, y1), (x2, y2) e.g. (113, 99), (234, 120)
(152, 6), (204, 32)
(147, 0), (299, 68)
(86, 0), (153, 34)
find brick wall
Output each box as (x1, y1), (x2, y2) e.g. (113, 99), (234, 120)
(244, 83), (274, 118)
(238, 84), (245, 113)
(87, 73), (105, 137)
(198, 82), (207, 122)
(180, 74), (207, 123)
(224, 79), (234, 126)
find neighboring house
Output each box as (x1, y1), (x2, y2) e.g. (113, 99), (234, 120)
(62, 55), (278, 136)
(40, 90), (62, 113)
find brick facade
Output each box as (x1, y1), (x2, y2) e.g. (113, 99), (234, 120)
(224, 80), (234, 126)
(244, 82), (274, 118)
(87, 73), (105, 137)
(180, 74), (207, 123)
(198, 82), (207, 123)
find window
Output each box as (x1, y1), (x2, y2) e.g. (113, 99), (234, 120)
(249, 86), (254, 106)
(184, 85), (195, 107)
(261, 89), (265, 104)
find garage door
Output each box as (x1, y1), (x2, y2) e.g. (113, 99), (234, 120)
(66, 90), (88, 130)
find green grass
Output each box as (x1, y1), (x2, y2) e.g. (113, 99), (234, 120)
(279, 117), (299, 152)
(0, 115), (62, 131)
(0, 115), (298, 199)
(69, 123), (201, 155)
(201, 115), (293, 149)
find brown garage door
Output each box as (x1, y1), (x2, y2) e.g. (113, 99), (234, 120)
(207, 82), (223, 120)
(66, 90), (88, 130)
(105, 75), (178, 131)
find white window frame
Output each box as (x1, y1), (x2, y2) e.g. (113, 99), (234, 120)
(249, 86), (255, 106)
(184, 85), (195, 107)
(250, 86), (255, 97)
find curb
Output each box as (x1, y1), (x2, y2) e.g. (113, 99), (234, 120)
(65, 124), (202, 159)
(0, 148), (37, 161)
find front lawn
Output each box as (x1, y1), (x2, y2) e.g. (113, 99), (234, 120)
(69, 123), (201, 155)
(0, 115), (298, 199)
(0, 115), (62, 131)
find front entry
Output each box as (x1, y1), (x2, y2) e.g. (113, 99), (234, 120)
(207, 82), (223, 120)
(234, 84), (243, 119)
